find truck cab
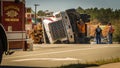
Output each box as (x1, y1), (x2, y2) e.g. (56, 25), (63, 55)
(43, 11), (74, 44)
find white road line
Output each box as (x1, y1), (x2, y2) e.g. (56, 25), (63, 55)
(12, 57), (81, 62)
(4, 46), (120, 59)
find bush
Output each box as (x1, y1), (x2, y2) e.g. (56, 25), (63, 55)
(112, 20), (120, 43)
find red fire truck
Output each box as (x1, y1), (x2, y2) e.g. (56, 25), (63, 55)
(0, 0), (26, 49)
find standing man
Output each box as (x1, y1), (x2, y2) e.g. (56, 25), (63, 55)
(0, 23), (8, 64)
(95, 25), (102, 44)
(108, 23), (114, 44)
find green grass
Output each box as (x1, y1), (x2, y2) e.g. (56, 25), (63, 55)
(90, 57), (120, 65)
(56, 57), (120, 68)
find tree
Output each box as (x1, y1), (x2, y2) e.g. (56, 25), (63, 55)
(112, 20), (120, 43)
(76, 6), (85, 13)
(37, 10), (46, 16)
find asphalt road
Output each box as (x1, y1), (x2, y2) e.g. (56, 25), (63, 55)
(1, 44), (120, 68)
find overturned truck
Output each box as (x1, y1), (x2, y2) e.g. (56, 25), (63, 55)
(42, 9), (90, 44)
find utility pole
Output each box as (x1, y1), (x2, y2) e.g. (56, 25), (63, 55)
(34, 4), (39, 24)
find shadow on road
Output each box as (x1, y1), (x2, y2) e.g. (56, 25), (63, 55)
(57, 64), (99, 68)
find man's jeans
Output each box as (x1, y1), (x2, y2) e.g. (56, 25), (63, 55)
(108, 33), (113, 44)
(96, 35), (101, 44)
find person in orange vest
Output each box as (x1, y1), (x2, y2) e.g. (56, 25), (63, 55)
(108, 23), (114, 44)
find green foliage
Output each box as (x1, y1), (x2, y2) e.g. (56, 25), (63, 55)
(112, 20), (120, 43)
(76, 6), (120, 25)
(37, 10), (46, 16)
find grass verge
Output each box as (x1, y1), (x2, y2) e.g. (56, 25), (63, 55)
(56, 57), (120, 68)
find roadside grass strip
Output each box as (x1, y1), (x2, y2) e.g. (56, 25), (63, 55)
(57, 57), (120, 68)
